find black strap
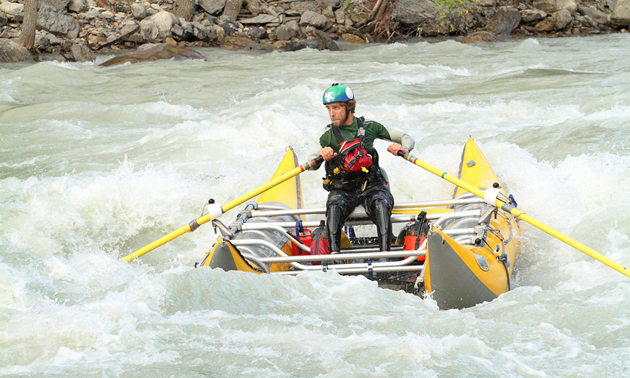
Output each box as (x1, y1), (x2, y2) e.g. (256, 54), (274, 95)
(330, 117), (365, 146)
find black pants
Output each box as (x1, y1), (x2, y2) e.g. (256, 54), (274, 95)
(325, 180), (394, 253)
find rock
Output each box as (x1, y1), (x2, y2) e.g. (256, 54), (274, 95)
(461, 31), (503, 42)
(0, 39), (33, 62)
(68, 0), (88, 13)
(533, 17), (556, 31)
(579, 6), (609, 25)
(41, 0), (72, 11)
(552, 9), (572, 29)
(37, 3), (81, 38)
(71, 43), (95, 61)
(140, 19), (159, 40)
(341, 33), (364, 43)
(477, 0), (496, 6)
(100, 11), (114, 19)
(520, 9), (547, 23)
(240, 14), (280, 24)
(391, 0), (437, 25)
(532, 0), (576, 14)
(612, 0), (630, 27)
(0, 13), (7, 26)
(100, 44), (206, 66)
(274, 19), (300, 40)
(146, 11), (179, 34)
(35, 33), (50, 49)
(285, 39), (319, 51)
(290, 1), (319, 13)
(334, 9), (345, 24)
(219, 20), (238, 35)
(190, 22), (210, 40)
(131, 3), (148, 20)
(485, 6), (521, 36)
(245, 0), (263, 15)
(0, 2), (23, 14)
(300, 10), (330, 29)
(248, 26), (268, 40)
(199, 0), (227, 15)
(223, 35), (271, 50)
(210, 24), (225, 41)
(311, 29), (339, 50)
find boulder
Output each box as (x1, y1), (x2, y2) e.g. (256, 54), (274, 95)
(485, 6), (521, 36)
(275, 20), (300, 40)
(68, 0), (88, 13)
(551, 9), (572, 29)
(131, 3), (148, 20)
(300, 10), (330, 29)
(37, 3), (81, 38)
(70, 43), (95, 62)
(391, 0), (437, 25)
(99, 44), (206, 66)
(0, 39), (33, 62)
(0, 2), (24, 14)
(199, 0), (227, 15)
(520, 9), (547, 23)
(461, 31), (503, 42)
(190, 22), (210, 40)
(0, 13), (7, 26)
(245, 0), (263, 15)
(285, 39), (320, 51)
(219, 20), (239, 35)
(611, 0), (630, 27)
(579, 6), (609, 25)
(145, 11), (179, 34)
(533, 17), (556, 31)
(311, 29), (339, 50)
(248, 27), (268, 40)
(139, 19), (159, 40)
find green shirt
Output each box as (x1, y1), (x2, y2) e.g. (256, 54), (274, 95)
(307, 116), (415, 170)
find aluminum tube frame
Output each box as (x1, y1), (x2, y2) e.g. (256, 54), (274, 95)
(248, 198), (485, 218)
(272, 265), (425, 275)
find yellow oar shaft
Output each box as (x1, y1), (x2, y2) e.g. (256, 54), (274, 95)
(123, 156), (323, 262)
(400, 152), (630, 279)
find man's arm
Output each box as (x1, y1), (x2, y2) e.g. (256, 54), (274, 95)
(383, 125), (415, 152)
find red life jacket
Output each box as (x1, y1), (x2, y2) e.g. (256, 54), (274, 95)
(332, 120), (372, 173)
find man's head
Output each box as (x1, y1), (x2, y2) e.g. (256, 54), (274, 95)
(323, 84), (356, 127)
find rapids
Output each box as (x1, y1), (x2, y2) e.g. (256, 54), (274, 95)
(1, 35), (630, 376)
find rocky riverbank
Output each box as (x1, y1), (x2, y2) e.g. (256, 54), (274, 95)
(1, 0), (629, 63)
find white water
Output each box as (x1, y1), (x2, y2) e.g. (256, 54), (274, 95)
(1, 35), (630, 376)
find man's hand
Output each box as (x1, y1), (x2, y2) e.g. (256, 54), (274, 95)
(318, 147), (337, 161)
(387, 143), (409, 156)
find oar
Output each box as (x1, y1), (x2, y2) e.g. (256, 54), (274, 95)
(397, 151), (630, 279)
(122, 156), (324, 262)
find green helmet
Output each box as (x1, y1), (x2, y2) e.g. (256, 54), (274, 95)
(322, 83), (355, 105)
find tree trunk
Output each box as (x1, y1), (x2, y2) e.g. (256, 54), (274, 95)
(19, 0), (38, 50)
(176, 0), (195, 21)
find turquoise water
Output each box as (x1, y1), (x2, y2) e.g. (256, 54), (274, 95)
(1, 35), (630, 376)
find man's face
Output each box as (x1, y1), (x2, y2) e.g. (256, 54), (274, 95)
(326, 103), (348, 127)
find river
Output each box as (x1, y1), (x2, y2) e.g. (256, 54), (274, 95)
(1, 34), (629, 376)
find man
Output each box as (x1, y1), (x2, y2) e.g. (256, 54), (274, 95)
(308, 84), (415, 254)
